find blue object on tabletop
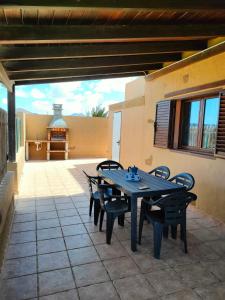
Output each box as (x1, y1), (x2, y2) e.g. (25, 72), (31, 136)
(126, 165), (141, 181)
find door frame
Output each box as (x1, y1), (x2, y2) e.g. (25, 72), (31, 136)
(112, 111), (122, 162)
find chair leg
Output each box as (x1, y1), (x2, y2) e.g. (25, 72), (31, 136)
(118, 214), (125, 226)
(127, 196), (131, 211)
(94, 201), (100, 226)
(106, 214), (115, 244)
(99, 210), (105, 232)
(153, 222), (163, 259)
(171, 225), (177, 239)
(181, 222), (188, 253)
(163, 225), (169, 238)
(89, 197), (94, 217)
(138, 201), (145, 245)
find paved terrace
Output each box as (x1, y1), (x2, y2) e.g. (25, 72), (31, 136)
(1, 159), (225, 300)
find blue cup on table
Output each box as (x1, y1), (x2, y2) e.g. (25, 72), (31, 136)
(128, 165), (138, 178)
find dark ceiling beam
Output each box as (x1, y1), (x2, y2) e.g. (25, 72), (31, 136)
(1, 1), (225, 11)
(5, 53), (181, 72)
(9, 64), (161, 81)
(15, 72), (144, 86)
(0, 63), (14, 91)
(0, 41), (207, 61)
(0, 24), (221, 45)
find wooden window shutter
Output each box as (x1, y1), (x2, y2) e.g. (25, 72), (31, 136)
(154, 100), (175, 148)
(216, 92), (225, 156)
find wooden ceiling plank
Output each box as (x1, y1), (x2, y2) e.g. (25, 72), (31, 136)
(0, 41), (207, 61)
(5, 53), (181, 72)
(9, 63), (162, 80)
(15, 72), (145, 85)
(0, 24), (221, 44)
(1, 1), (225, 11)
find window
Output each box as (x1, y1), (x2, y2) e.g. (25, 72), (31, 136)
(154, 93), (224, 158)
(181, 97), (220, 152)
(181, 100), (200, 148)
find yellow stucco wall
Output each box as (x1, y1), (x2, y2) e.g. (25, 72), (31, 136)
(25, 114), (109, 159)
(109, 51), (225, 223)
(144, 52), (225, 222)
(125, 77), (145, 101)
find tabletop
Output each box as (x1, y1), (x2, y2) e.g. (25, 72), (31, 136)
(99, 169), (185, 197)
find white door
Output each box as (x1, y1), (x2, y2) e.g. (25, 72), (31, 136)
(112, 111), (122, 162)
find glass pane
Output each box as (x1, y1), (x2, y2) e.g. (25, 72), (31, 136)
(202, 97), (220, 149)
(182, 100), (200, 147)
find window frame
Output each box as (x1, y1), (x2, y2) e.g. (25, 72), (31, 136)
(177, 95), (220, 155)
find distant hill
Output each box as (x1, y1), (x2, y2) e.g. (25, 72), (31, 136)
(71, 113), (84, 116)
(16, 108), (34, 114)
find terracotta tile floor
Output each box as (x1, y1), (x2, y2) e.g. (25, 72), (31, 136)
(1, 159), (225, 300)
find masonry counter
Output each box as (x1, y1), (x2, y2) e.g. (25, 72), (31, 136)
(25, 140), (69, 161)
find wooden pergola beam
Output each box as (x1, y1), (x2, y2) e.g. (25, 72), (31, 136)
(5, 53), (181, 72)
(0, 24), (221, 45)
(0, 63), (14, 92)
(1, 1), (225, 11)
(10, 64), (161, 81)
(15, 72), (144, 86)
(0, 41), (207, 61)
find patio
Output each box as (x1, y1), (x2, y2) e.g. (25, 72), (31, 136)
(1, 159), (225, 300)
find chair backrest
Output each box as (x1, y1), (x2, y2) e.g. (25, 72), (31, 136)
(96, 160), (124, 171)
(157, 191), (197, 225)
(169, 173), (195, 191)
(149, 166), (170, 180)
(82, 170), (97, 196)
(97, 184), (107, 206)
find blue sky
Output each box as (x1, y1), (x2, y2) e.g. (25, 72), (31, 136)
(190, 98), (219, 125)
(0, 77), (137, 115)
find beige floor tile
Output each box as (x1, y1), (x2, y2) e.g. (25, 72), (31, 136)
(78, 281), (119, 300)
(3, 274), (37, 300)
(73, 261), (110, 287)
(113, 274), (156, 300)
(37, 237), (66, 255)
(62, 223), (87, 236)
(68, 246), (100, 266)
(95, 242), (127, 260)
(103, 256), (140, 280)
(39, 289), (79, 300)
(145, 269), (185, 296)
(160, 289), (201, 300)
(37, 227), (62, 241)
(64, 234), (93, 249)
(39, 268), (75, 296)
(174, 263), (219, 288)
(3, 256), (37, 278)
(6, 242), (37, 259)
(38, 251), (70, 272)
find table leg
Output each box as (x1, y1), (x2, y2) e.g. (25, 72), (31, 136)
(130, 195), (137, 252)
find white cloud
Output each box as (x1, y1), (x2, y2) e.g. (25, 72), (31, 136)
(31, 88), (45, 99)
(16, 87), (28, 98)
(2, 98), (7, 105)
(19, 77), (138, 115)
(32, 100), (52, 114)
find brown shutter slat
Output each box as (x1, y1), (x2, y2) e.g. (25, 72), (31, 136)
(216, 93), (225, 156)
(154, 100), (175, 148)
